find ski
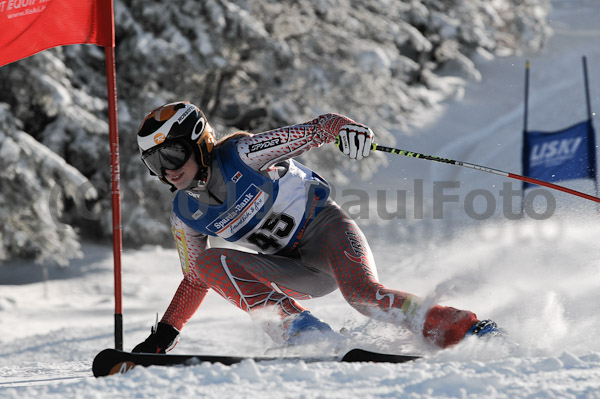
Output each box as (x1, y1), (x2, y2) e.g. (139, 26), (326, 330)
(92, 348), (421, 377)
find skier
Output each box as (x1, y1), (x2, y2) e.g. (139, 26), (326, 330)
(132, 101), (499, 353)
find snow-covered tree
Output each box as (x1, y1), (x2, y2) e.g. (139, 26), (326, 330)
(0, 0), (551, 265)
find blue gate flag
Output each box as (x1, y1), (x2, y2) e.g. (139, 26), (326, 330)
(522, 120), (597, 189)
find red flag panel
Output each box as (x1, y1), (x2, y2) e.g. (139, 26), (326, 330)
(0, 0), (113, 67)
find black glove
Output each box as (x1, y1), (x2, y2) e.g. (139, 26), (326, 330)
(132, 322), (180, 353)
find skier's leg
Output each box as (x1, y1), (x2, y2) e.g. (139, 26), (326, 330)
(194, 247), (339, 343)
(226, 250), (339, 300)
(193, 247), (309, 342)
(301, 203), (479, 348)
(207, 248), (339, 343)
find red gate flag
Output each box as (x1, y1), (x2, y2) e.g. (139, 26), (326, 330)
(0, 0), (114, 67)
(1, 0), (123, 349)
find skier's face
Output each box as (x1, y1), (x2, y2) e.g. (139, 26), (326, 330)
(164, 155), (200, 190)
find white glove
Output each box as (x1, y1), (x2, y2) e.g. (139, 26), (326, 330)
(337, 123), (374, 160)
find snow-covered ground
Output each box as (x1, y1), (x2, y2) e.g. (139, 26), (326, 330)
(3, 1), (600, 398)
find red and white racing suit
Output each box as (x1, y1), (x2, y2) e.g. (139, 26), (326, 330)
(161, 113), (478, 348)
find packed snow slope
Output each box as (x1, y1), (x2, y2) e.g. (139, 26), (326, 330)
(2, 1), (600, 398)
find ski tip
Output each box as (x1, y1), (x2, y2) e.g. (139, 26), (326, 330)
(92, 349), (137, 378)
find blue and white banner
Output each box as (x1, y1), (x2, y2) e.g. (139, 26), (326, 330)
(522, 120), (597, 188)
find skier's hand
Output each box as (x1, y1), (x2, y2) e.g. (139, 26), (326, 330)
(337, 123), (374, 161)
(132, 322), (180, 353)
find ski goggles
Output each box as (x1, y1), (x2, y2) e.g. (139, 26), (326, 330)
(141, 140), (193, 176)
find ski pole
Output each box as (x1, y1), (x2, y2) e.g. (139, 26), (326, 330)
(335, 138), (600, 204)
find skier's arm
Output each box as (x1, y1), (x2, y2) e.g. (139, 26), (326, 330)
(132, 275), (204, 353)
(235, 113), (373, 171)
(160, 212), (211, 331)
(133, 213), (210, 353)
(160, 271), (209, 331)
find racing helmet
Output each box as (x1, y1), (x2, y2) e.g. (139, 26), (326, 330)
(137, 101), (216, 187)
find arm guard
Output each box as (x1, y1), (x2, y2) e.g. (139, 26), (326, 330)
(236, 113), (356, 171)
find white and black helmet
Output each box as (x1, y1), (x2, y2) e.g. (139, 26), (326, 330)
(137, 101), (216, 186)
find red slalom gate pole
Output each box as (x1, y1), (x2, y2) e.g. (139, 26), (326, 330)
(100, 0), (123, 351)
(105, 44), (123, 350)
